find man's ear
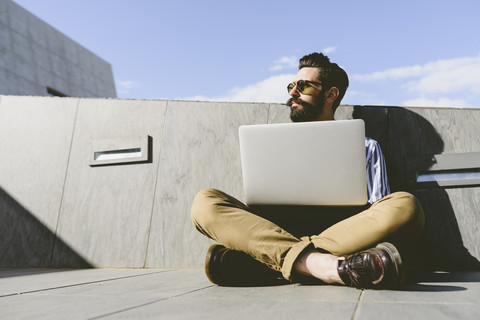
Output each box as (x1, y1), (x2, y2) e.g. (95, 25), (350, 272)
(326, 87), (340, 103)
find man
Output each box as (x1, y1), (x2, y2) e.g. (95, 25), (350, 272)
(190, 53), (425, 289)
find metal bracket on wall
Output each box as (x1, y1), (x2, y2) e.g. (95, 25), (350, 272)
(89, 136), (151, 167)
(406, 152), (480, 188)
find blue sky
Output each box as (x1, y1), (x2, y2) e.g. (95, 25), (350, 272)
(14, 0), (480, 108)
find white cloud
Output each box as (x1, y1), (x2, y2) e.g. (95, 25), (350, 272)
(322, 46), (336, 54)
(408, 59), (480, 95)
(353, 54), (480, 90)
(117, 80), (140, 94)
(270, 56), (298, 71)
(343, 90), (387, 106)
(402, 97), (471, 108)
(268, 48), (337, 72)
(352, 65), (424, 81)
(181, 74), (294, 104)
(351, 54), (480, 108)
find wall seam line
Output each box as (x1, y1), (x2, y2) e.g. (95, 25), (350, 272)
(267, 103), (271, 123)
(143, 100), (169, 268)
(49, 98), (81, 267)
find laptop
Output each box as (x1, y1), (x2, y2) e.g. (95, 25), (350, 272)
(239, 119), (367, 206)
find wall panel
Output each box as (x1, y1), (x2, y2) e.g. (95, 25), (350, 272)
(52, 99), (167, 267)
(145, 101), (269, 267)
(0, 95), (78, 267)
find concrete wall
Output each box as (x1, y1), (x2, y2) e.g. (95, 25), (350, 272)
(0, 95), (479, 270)
(0, 0), (116, 98)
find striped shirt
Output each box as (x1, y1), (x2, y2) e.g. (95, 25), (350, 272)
(365, 137), (390, 204)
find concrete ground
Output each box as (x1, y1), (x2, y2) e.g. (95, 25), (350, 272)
(1, 268), (479, 319)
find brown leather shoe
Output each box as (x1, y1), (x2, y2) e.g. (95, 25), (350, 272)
(337, 242), (405, 289)
(205, 244), (283, 286)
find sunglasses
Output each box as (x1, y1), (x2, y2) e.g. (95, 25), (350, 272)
(287, 80), (322, 94)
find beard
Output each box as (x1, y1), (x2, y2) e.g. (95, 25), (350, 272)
(286, 94), (326, 122)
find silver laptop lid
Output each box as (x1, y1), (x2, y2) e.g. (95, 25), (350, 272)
(239, 119), (367, 206)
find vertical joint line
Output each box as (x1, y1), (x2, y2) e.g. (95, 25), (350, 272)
(143, 101), (169, 268)
(385, 107), (390, 150)
(267, 104), (271, 123)
(49, 99), (80, 266)
(351, 290), (364, 320)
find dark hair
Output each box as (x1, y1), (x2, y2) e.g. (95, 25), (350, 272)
(299, 52), (349, 111)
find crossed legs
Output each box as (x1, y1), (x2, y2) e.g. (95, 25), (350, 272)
(191, 188), (425, 282)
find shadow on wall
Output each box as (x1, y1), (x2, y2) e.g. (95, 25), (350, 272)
(353, 106), (480, 271)
(0, 187), (92, 275)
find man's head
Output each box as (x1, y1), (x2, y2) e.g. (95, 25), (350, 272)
(286, 53), (349, 122)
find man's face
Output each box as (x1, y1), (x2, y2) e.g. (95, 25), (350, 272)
(286, 67), (326, 122)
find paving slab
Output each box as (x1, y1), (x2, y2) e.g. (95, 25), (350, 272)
(1, 269), (479, 320)
(0, 268), (172, 297)
(99, 284), (360, 320)
(364, 272), (480, 304)
(0, 269), (210, 319)
(357, 272), (480, 320)
(357, 301), (480, 320)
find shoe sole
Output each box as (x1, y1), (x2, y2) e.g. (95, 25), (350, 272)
(376, 242), (405, 287)
(204, 244), (225, 285)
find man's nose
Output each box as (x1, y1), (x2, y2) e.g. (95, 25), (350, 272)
(289, 85), (300, 97)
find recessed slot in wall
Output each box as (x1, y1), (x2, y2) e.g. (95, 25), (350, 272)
(89, 136), (151, 166)
(94, 148), (142, 161)
(407, 152), (480, 188)
(47, 87), (68, 97)
(417, 168), (480, 185)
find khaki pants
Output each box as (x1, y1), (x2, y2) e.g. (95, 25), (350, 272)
(191, 188), (425, 281)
